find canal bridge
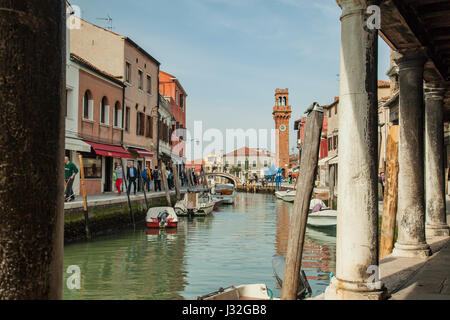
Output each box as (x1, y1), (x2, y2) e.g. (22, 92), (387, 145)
(204, 172), (242, 186)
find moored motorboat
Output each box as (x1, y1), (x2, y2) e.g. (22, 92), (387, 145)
(175, 190), (215, 216)
(146, 207), (178, 229)
(307, 210), (337, 229)
(197, 284), (275, 300)
(275, 190), (287, 199)
(211, 183), (237, 204)
(281, 190), (296, 202)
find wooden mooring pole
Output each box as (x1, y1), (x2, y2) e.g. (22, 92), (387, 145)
(121, 159), (135, 229)
(161, 163), (172, 206)
(281, 104), (324, 300)
(138, 163), (149, 210)
(172, 163), (182, 201)
(380, 125), (399, 259)
(78, 155), (91, 240)
(329, 165), (335, 210)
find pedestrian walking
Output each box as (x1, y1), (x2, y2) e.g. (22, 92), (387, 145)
(168, 170), (174, 190)
(64, 156), (79, 202)
(115, 163), (123, 195)
(153, 165), (161, 192)
(127, 162), (138, 195)
(142, 164), (151, 192)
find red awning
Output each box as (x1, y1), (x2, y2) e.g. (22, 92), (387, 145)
(128, 147), (154, 158)
(84, 141), (131, 159)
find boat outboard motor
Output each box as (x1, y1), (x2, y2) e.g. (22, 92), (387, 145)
(158, 211), (170, 227)
(272, 255), (312, 299)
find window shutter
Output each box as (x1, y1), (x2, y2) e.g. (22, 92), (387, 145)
(118, 110), (122, 128)
(88, 100), (94, 120)
(105, 105), (110, 125)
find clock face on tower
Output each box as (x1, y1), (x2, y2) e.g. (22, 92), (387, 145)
(279, 125), (287, 132)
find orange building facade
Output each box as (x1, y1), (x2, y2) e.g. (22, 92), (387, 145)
(159, 70), (187, 165)
(73, 54), (128, 195)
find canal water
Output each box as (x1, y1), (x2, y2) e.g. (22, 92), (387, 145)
(63, 193), (336, 300)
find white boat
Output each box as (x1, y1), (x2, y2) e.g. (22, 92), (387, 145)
(146, 207), (178, 229)
(307, 210), (337, 228)
(175, 191), (215, 216)
(281, 190), (296, 202)
(275, 190), (287, 199)
(198, 284), (276, 300)
(211, 183), (237, 204)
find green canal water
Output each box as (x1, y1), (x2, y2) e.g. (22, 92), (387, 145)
(63, 193), (336, 300)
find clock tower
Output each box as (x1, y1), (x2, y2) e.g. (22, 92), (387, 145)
(273, 89), (292, 174)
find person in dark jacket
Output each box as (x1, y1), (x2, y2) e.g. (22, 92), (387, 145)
(153, 166), (162, 192)
(127, 162), (138, 195)
(65, 156), (79, 202)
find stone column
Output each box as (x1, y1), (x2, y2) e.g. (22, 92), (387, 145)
(324, 0), (387, 300)
(392, 49), (431, 258)
(424, 82), (449, 238)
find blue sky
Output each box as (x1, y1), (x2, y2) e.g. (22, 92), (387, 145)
(69, 0), (391, 156)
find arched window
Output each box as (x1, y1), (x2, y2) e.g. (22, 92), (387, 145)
(283, 97), (287, 106)
(279, 97), (283, 106)
(113, 101), (122, 127)
(83, 90), (93, 120)
(100, 96), (109, 124)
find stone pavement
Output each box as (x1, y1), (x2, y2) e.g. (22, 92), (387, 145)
(310, 197), (450, 300)
(388, 237), (450, 299)
(383, 197), (450, 300)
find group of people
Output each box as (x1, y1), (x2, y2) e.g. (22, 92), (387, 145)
(115, 162), (178, 195)
(63, 156), (186, 202)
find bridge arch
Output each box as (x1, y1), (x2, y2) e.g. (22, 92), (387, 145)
(205, 172), (242, 186)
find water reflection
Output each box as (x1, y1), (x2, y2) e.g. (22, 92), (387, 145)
(63, 193), (335, 300)
(274, 198), (336, 294)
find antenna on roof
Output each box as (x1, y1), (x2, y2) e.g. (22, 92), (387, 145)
(96, 14), (114, 31)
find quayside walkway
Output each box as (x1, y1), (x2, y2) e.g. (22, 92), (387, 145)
(64, 189), (187, 211)
(381, 199), (450, 300)
(312, 198), (450, 300)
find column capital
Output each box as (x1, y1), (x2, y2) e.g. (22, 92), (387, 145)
(392, 48), (428, 70)
(424, 82), (448, 101)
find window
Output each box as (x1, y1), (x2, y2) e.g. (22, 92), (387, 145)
(125, 62), (131, 83)
(82, 154), (102, 179)
(83, 90), (93, 120)
(179, 93), (184, 109)
(264, 160), (268, 167)
(328, 109), (331, 118)
(238, 161), (242, 167)
(100, 97), (109, 124)
(146, 75), (151, 94)
(253, 161), (257, 168)
(333, 136), (337, 150)
(113, 102), (122, 128)
(136, 112), (145, 136)
(125, 107), (130, 132)
(138, 70), (143, 90)
(145, 116), (153, 138)
(328, 138), (332, 151)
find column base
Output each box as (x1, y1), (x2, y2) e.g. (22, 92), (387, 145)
(426, 223), (450, 238)
(392, 242), (431, 258)
(324, 277), (389, 300)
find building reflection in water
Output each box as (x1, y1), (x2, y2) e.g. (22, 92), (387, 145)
(274, 199), (336, 289)
(63, 194), (335, 300)
(64, 225), (189, 300)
